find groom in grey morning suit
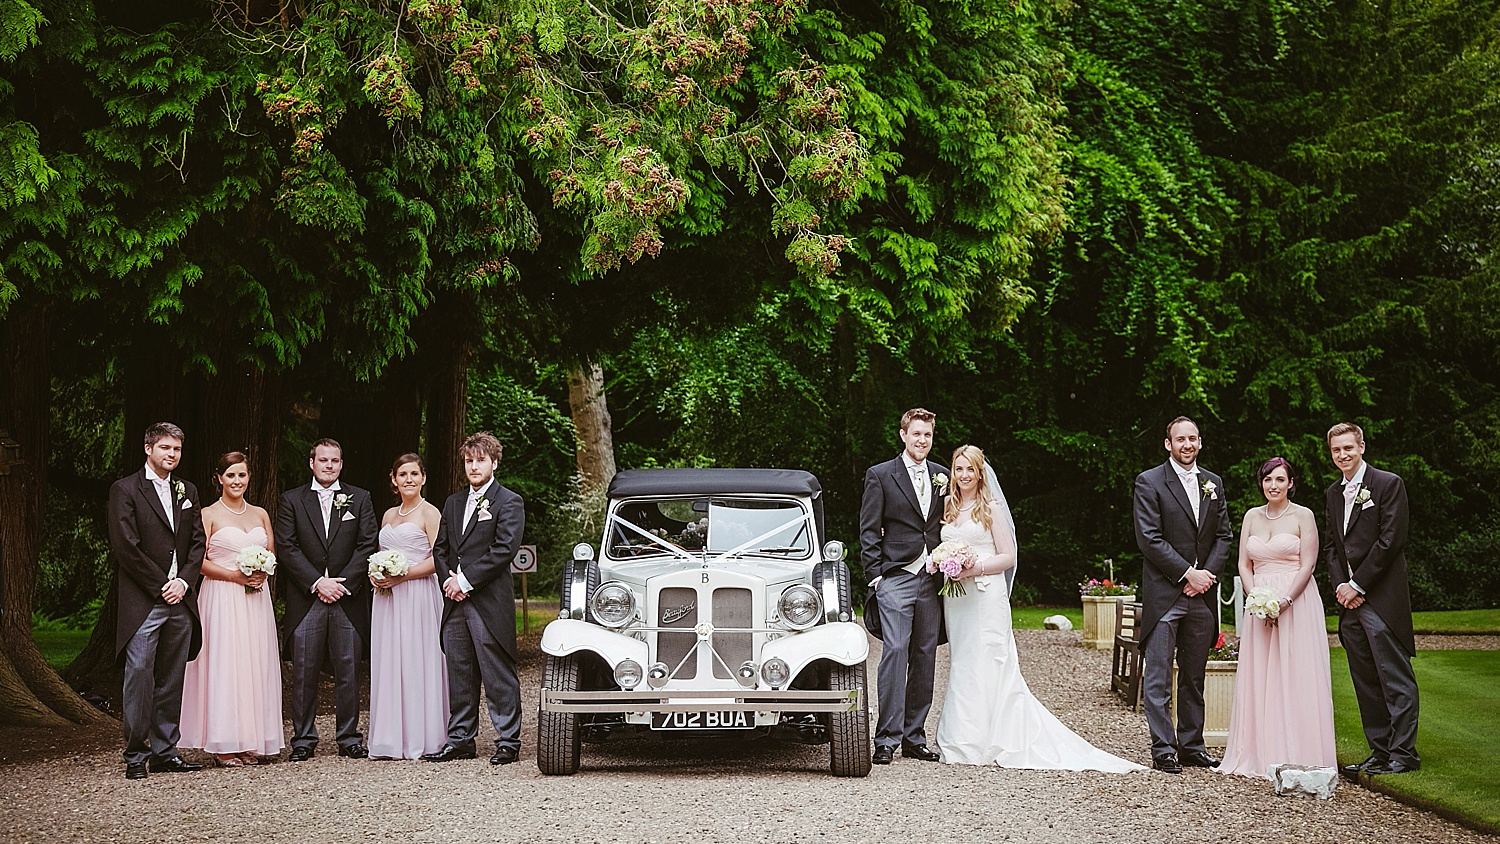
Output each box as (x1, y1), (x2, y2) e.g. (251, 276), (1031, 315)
(1133, 416), (1232, 773)
(860, 408), (946, 766)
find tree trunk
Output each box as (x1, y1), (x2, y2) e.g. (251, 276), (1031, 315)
(0, 301), (109, 725)
(424, 343), (472, 502)
(320, 376), (422, 509)
(567, 360), (617, 497)
(198, 364), (283, 506)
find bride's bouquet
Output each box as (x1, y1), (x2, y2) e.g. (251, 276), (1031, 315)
(927, 540), (979, 597)
(367, 549), (411, 595)
(1245, 586), (1284, 624)
(235, 546), (277, 594)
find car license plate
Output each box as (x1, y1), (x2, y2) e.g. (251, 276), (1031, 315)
(650, 710), (752, 730)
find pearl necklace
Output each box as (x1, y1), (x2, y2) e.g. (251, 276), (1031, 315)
(957, 499), (977, 512)
(1264, 502), (1291, 521)
(398, 497), (424, 517)
(219, 497), (248, 516)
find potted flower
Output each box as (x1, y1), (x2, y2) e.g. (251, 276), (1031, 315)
(1078, 569), (1136, 650)
(1172, 633), (1239, 749)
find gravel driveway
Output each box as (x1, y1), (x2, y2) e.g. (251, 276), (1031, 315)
(2, 629), (1489, 844)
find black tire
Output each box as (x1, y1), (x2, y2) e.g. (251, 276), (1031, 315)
(559, 557), (601, 622)
(537, 653), (583, 775)
(813, 559), (853, 618)
(828, 661), (871, 777)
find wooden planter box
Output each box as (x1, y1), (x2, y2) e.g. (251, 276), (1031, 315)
(1081, 594), (1135, 649)
(1172, 660), (1238, 749)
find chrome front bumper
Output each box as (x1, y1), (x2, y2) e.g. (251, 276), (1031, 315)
(539, 688), (861, 714)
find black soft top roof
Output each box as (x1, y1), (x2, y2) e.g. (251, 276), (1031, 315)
(608, 468), (822, 499)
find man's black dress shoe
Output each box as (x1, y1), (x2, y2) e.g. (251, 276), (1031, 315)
(148, 755), (203, 773)
(125, 763), (148, 780)
(871, 746), (894, 765)
(1152, 754), (1183, 773)
(1366, 759), (1420, 775)
(901, 744), (941, 762)
(288, 746), (315, 762)
(1181, 751), (1220, 768)
(421, 743), (477, 762)
(1340, 756), (1381, 777)
(490, 747), (519, 765)
(338, 744), (369, 759)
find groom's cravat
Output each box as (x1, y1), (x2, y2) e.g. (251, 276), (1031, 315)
(150, 474), (180, 580)
(1174, 464), (1201, 525)
(317, 486), (334, 533)
(911, 464), (931, 517)
(461, 487), (482, 534)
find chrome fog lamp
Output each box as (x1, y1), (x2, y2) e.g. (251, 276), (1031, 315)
(572, 542), (596, 561)
(647, 662), (670, 689)
(778, 584), (823, 630)
(736, 660), (759, 688)
(761, 657), (791, 689)
(613, 659), (644, 689)
(821, 540), (845, 562)
(590, 581), (636, 628)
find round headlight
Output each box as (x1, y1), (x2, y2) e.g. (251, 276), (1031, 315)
(590, 581), (636, 627)
(572, 542), (596, 561)
(778, 584), (823, 630)
(613, 659), (644, 690)
(761, 657), (791, 689)
(821, 540), (845, 562)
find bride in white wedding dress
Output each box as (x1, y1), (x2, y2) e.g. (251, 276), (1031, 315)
(934, 445), (1145, 772)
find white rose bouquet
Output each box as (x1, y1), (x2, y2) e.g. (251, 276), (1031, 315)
(235, 546), (277, 594)
(926, 540), (978, 597)
(367, 549), (411, 595)
(1245, 585), (1284, 624)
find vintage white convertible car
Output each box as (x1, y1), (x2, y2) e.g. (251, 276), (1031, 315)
(537, 468), (870, 776)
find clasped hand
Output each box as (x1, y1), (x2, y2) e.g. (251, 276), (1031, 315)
(443, 576), (468, 602)
(1335, 583), (1365, 609)
(314, 576), (349, 603)
(160, 578), (188, 605)
(1181, 567), (1217, 596)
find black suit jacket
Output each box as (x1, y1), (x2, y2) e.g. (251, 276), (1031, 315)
(107, 469), (205, 659)
(1133, 461), (1233, 640)
(275, 482), (379, 646)
(1325, 465), (1414, 655)
(858, 456), (949, 579)
(433, 480), (525, 659)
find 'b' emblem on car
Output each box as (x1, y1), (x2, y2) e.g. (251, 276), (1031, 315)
(662, 602), (695, 624)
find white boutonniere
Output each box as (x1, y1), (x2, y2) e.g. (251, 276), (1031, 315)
(1200, 479), (1217, 499)
(172, 479), (185, 499)
(932, 473), (949, 494)
(1353, 487), (1372, 506)
(332, 493), (352, 510)
(475, 497), (491, 515)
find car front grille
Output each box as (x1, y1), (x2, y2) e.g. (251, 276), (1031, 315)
(654, 584), (756, 681)
(711, 587), (753, 679)
(657, 586), (698, 680)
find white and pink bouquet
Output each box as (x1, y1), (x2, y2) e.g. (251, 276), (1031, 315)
(367, 549), (411, 595)
(927, 540), (979, 597)
(1245, 586), (1284, 624)
(235, 545), (277, 594)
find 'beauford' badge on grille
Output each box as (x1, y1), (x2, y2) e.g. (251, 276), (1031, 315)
(661, 602), (695, 624)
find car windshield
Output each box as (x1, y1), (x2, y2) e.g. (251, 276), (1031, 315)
(606, 497), (813, 560)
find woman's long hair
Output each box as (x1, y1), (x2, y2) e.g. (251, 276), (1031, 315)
(942, 444), (993, 533)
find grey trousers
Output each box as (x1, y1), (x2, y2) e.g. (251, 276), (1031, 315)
(122, 603), (193, 765)
(442, 600), (521, 750)
(1340, 604), (1420, 766)
(289, 601), (364, 750)
(1142, 594), (1216, 757)
(873, 568), (941, 749)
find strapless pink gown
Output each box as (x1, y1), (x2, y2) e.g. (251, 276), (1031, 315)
(180, 526), (285, 755)
(1219, 533), (1337, 778)
(368, 523), (449, 759)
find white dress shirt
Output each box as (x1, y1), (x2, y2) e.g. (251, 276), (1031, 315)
(901, 454), (932, 575)
(1342, 461), (1369, 594)
(145, 463), (184, 587)
(311, 479), (342, 586)
(453, 481), (493, 594)
(1171, 461), (1202, 581)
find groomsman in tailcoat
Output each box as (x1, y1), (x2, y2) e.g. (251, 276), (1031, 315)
(422, 431), (526, 765)
(860, 407), (948, 766)
(108, 422), (206, 780)
(1133, 416), (1233, 773)
(276, 437), (379, 761)
(1324, 422), (1420, 776)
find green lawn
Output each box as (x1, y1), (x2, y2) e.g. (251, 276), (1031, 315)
(1325, 608), (1500, 635)
(1331, 648), (1500, 832)
(34, 629), (90, 670)
(1012, 606), (1084, 630)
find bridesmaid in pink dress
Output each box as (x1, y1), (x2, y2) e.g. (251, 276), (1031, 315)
(1220, 456), (1337, 778)
(180, 452), (285, 766)
(367, 453), (449, 759)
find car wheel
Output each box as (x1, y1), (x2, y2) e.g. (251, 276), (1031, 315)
(827, 661), (871, 777)
(813, 559), (853, 619)
(537, 653), (583, 775)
